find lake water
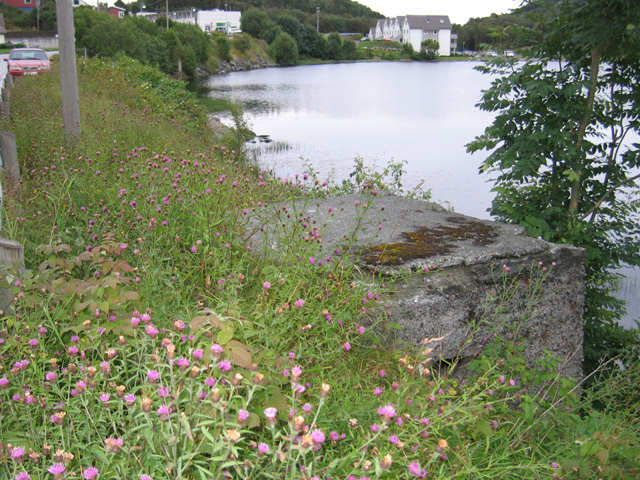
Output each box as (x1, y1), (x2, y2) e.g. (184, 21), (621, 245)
(197, 61), (638, 328)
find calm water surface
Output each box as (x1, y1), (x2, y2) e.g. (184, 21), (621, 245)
(199, 62), (496, 219)
(198, 62), (638, 328)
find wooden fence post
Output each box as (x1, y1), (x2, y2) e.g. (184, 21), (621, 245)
(0, 131), (20, 187)
(0, 238), (24, 315)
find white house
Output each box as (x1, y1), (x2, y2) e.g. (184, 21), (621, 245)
(137, 8), (241, 34)
(402, 15), (452, 56)
(368, 14), (453, 56)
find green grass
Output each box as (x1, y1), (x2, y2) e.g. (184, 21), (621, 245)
(0, 56), (638, 480)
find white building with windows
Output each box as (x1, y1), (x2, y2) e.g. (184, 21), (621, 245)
(137, 8), (241, 34)
(368, 14), (452, 56)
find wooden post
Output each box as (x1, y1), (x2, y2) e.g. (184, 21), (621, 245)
(0, 102), (9, 119)
(0, 131), (20, 186)
(0, 238), (24, 315)
(1, 87), (9, 103)
(56, 0), (81, 139)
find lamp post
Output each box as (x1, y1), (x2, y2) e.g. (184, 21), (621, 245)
(316, 6), (320, 33)
(166, 0), (169, 29)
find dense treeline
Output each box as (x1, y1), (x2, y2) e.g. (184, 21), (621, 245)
(74, 7), (211, 77)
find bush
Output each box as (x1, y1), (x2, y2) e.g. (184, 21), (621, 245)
(271, 31), (298, 66)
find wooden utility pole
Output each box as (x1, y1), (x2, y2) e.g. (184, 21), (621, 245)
(55, 0), (81, 139)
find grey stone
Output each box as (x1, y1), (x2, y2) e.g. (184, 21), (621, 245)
(247, 193), (585, 379)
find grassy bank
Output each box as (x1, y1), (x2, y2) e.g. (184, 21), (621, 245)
(0, 57), (638, 480)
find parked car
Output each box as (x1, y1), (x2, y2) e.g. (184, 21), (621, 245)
(487, 50), (499, 57)
(504, 50), (515, 57)
(5, 48), (51, 77)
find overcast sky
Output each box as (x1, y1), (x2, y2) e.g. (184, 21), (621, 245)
(355, 0), (523, 25)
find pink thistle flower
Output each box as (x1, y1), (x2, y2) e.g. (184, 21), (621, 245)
(140, 475), (152, 480)
(0, 377), (9, 389)
(293, 299), (305, 308)
(371, 423), (379, 433)
(28, 338), (39, 347)
(45, 372), (57, 382)
(145, 325), (159, 338)
(264, 407), (278, 426)
(15, 472), (31, 480)
(343, 342), (351, 351)
(99, 393), (110, 403)
(48, 463), (66, 475)
(257, 443), (269, 456)
(192, 349), (204, 359)
(389, 434), (399, 445)
(147, 370), (160, 382)
(157, 404), (172, 418)
(218, 360), (232, 372)
(210, 344), (223, 357)
(11, 446), (26, 460)
(377, 403), (396, 423)
(83, 467), (99, 479)
(310, 430), (326, 444)
(263, 281), (271, 289)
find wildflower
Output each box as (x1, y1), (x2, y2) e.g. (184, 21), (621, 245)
(210, 344), (223, 358)
(124, 394), (136, 406)
(358, 326), (365, 334)
(320, 383), (331, 398)
(11, 446), (27, 461)
(48, 463), (66, 477)
(0, 377), (9, 388)
(140, 476), (152, 480)
(83, 467), (99, 479)
(192, 348), (204, 359)
(157, 386), (170, 398)
(238, 409), (250, 424)
(99, 393), (110, 404)
(310, 430), (326, 444)
(45, 372), (58, 383)
(218, 360), (232, 372)
(389, 434), (399, 445)
(377, 403), (396, 423)
(147, 370), (160, 382)
(408, 461), (427, 477)
(373, 387), (384, 396)
(291, 365), (302, 381)
(145, 325), (159, 338)
(371, 423), (379, 433)
(343, 342), (351, 351)
(379, 369), (386, 378)
(293, 299), (305, 308)
(225, 427), (242, 445)
(105, 437), (124, 453)
(15, 472), (31, 480)
(380, 454), (393, 470)
(263, 281), (271, 289)
(28, 338), (39, 347)
(257, 443), (269, 457)
(157, 404), (172, 419)
(264, 407), (278, 426)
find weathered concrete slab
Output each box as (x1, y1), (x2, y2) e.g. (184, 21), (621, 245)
(247, 193), (585, 379)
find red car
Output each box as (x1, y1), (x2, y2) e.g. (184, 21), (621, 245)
(5, 48), (51, 77)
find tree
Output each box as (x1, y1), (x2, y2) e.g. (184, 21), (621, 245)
(271, 31), (298, 66)
(466, 0), (640, 372)
(215, 35), (231, 62)
(418, 39), (439, 60)
(326, 32), (342, 60)
(241, 8), (271, 38)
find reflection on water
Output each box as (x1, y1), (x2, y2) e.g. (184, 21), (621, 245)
(198, 62), (497, 218)
(197, 62), (638, 328)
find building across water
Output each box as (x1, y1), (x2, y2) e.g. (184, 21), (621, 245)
(368, 15), (456, 56)
(137, 8), (241, 34)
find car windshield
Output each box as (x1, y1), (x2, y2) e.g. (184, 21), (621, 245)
(10, 50), (48, 61)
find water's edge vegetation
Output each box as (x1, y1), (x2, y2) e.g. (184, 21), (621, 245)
(0, 57), (638, 480)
